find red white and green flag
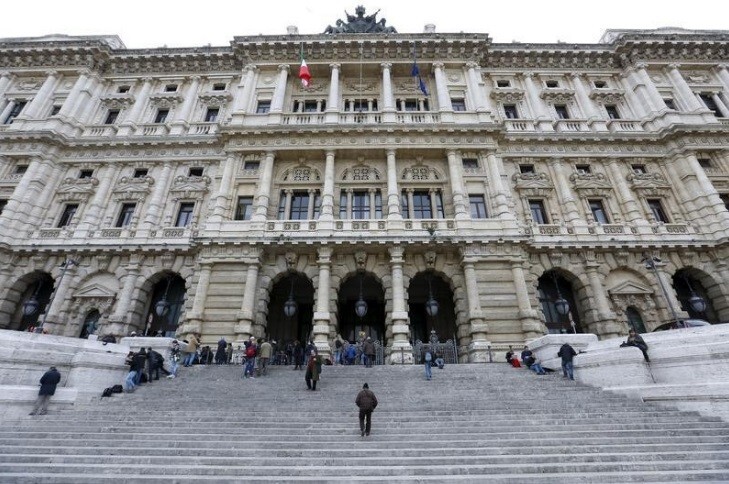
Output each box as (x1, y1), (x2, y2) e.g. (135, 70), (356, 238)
(299, 52), (311, 88)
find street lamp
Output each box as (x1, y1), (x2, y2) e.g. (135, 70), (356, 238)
(35, 259), (78, 333)
(425, 274), (439, 317)
(642, 255), (681, 326)
(283, 275), (297, 318)
(155, 276), (172, 317)
(682, 275), (707, 314)
(551, 272), (575, 333)
(22, 282), (41, 319)
(354, 272), (368, 319)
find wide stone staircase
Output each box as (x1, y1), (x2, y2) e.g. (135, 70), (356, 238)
(0, 362), (728, 482)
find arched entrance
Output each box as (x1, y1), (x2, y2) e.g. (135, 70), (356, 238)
(337, 272), (385, 344)
(266, 272), (314, 346)
(537, 270), (584, 333)
(80, 309), (101, 338)
(408, 271), (457, 345)
(625, 306), (646, 333)
(144, 273), (186, 337)
(14, 273), (55, 332)
(673, 269), (718, 323)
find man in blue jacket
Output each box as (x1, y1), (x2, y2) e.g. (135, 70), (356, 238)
(30, 366), (61, 416)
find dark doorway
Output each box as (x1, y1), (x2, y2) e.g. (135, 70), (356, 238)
(337, 272), (386, 344)
(673, 270), (717, 323)
(80, 309), (101, 338)
(145, 273), (186, 337)
(537, 271), (583, 333)
(408, 271), (457, 345)
(267, 272), (315, 346)
(16, 273), (55, 331)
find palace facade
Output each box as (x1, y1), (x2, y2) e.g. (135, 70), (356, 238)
(0, 11), (728, 362)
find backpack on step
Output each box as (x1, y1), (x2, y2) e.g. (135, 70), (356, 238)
(101, 387), (113, 397)
(111, 384), (123, 393)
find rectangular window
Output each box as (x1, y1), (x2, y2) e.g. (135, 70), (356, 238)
(212, 83), (226, 91)
(575, 164), (591, 175)
(503, 104), (519, 119)
(0, 199), (7, 215)
(4, 101), (26, 124)
(697, 157), (712, 169)
(462, 158), (478, 169)
(243, 161), (260, 171)
(605, 105), (621, 119)
(289, 191), (310, 220)
(14, 165), (28, 175)
(165, 84), (178, 92)
(593, 80), (607, 89)
(188, 167), (204, 177)
(664, 98), (677, 110)
(295, 100), (322, 112)
(79, 170), (94, 179)
(339, 192), (348, 219)
(352, 191), (370, 219)
(133, 168), (148, 178)
(234, 196), (254, 220)
(401, 191), (409, 218)
(529, 200), (548, 224)
(175, 202), (194, 227)
(57, 204), (79, 228)
(496, 80), (511, 88)
(345, 99), (378, 112)
(204, 107), (219, 122)
(412, 191), (432, 219)
(104, 109), (120, 125)
(50, 105), (61, 116)
(115, 203), (136, 227)
(647, 199), (669, 223)
(631, 164), (647, 174)
(154, 109), (169, 124)
(554, 105), (570, 119)
(256, 100), (271, 113)
(545, 80), (560, 88)
(589, 199), (609, 224)
(403, 99), (419, 111)
(469, 195), (487, 219)
(118, 85), (130, 94)
(699, 94), (723, 117)
(519, 164), (535, 174)
(720, 194), (729, 212)
(451, 98), (466, 111)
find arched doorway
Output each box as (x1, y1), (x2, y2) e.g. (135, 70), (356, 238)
(144, 273), (186, 337)
(673, 270), (718, 323)
(14, 273), (55, 332)
(408, 271), (457, 345)
(80, 309), (101, 338)
(266, 272), (314, 346)
(537, 270), (584, 334)
(337, 272), (385, 344)
(625, 306), (646, 333)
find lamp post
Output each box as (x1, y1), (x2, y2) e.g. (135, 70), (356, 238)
(682, 275), (707, 315)
(35, 259), (78, 333)
(22, 282), (42, 329)
(642, 255), (681, 326)
(551, 272), (574, 333)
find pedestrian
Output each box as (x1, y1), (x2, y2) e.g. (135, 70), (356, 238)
(505, 345), (515, 364)
(434, 350), (445, 370)
(133, 348), (147, 385)
(529, 357), (547, 375)
(168, 340), (181, 378)
(29, 366), (61, 416)
(423, 348), (433, 380)
(333, 334), (344, 365)
(355, 382), (378, 437)
(293, 340), (304, 370)
(244, 337), (257, 378)
(215, 337), (227, 365)
(183, 333), (199, 367)
(557, 342), (577, 380)
(259, 338), (272, 376)
(146, 347), (159, 382)
(362, 337), (375, 367)
(305, 350), (322, 391)
(226, 342), (233, 364)
(620, 329), (650, 362)
(124, 351), (139, 392)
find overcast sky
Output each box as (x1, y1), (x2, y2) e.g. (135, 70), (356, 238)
(3, 0), (725, 48)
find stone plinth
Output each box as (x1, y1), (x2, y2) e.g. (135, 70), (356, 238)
(526, 333), (598, 371)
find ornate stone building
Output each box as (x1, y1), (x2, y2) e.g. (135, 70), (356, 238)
(0, 10), (727, 362)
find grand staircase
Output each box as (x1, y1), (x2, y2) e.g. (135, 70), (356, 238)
(0, 362), (728, 482)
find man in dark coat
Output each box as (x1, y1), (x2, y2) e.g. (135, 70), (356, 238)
(621, 329), (650, 362)
(362, 337), (375, 367)
(30, 366), (61, 416)
(557, 343), (577, 380)
(355, 382), (378, 437)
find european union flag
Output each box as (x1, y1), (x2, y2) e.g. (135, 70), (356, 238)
(411, 60), (428, 96)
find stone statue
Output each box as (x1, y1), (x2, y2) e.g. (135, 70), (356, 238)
(323, 6), (397, 34)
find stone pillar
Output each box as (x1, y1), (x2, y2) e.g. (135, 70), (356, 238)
(169, 76), (201, 134)
(585, 264), (621, 338)
(510, 258), (543, 337)
(283, 190), (293, 220)
(388, 246), (412, 364)
(0, 72), (13, 101)
(313, 247), (333, 357)
(78, 165), (121, 230)
(210, 155), (239, 221)
(521, 72), (553, 130)
(143, 162), (174, 228)
(715, 64), (729, 93)
(57, 69), (90, 120)
(107, 261), (141, 334)
(230, 64), (258, 122)
(461, 251), (490, 362)
(683, 153), (729, 236)
(635, 63), (667, 112)
(606, 159), (644, 224)
(465, 62), (490, 120)
(711, 93), (729, 117)
(269, 64), (289, 122)
(651, 265), (689, 323)
(319, 150), (335, 222)
(548, 158), (581, 224)
(41, 260), (78, 334)
(0, 157), (44, 237)
(28, 162), (64, 225)
(385, 149), (402, 221)
(118, 77), (153, 135)
(484, 152), (513, 219)
(19, 70), (59, 120)
(251, 152), (275, 222)
(665, 64), (703, 111)
(235, 250), (263, 340)
(187, 261), (213, 325)
(325, 63), (340, 123)
(571, 73), (603, 128)
(446, 150), (469, 220)
(433, 62), (453, 121)
(381, 62), (396, 122)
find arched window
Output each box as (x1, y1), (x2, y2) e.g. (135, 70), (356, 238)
(625, 306), (646, 333)
(80, 309), (101, 339)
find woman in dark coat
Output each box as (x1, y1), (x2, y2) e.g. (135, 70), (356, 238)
(30, 366), (61, 416)
(305, 351), (322, 391)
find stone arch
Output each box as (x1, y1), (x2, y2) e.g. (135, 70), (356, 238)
(535, 266), (589, 334)
(336, 269), (387, 344)
(130, 257), (191, 336)
(673, 266), (723, 323)
(0, 271), (54, 331)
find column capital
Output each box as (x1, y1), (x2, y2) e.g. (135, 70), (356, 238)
(44, 70), (59, 78)
(465, 61), (479, 70)
(0, 71), (13, 80)
(140, 76), (154, 83)
(666, 63), (681, 71)
(317, 246), (333, 263)
(569, 72), (585, 79)
(76, 68), (92, 78)
(432, 61), (445, 70)
(329, 63), (341, 70)
(380, 62), (392, 71)
(243, 64), (259, 73)
(186, 75), (202, 83)
(386, 148), (396, 157)
(278, 64), (291, 73)
(518, 72), (537, 80)
(388, 245), (405, 261)
(325, 150), (336, 158)
(446, 149), (459, 159)
(634, 62), (649, 70)
(715, 63), (729, 71)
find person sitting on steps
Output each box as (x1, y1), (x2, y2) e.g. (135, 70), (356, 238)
(620, 329), (650, 362)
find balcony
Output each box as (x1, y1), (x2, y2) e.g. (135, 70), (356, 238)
(607, 119), (644, 133)
(281, 113), (325, 125)
(504, 119), (537, 132)
(554, 120), (589, 132)
(138, 124), (170, 136)
(395, 112), (440, 124)
(81, 125), (118, 137)
(339, 112), (382, 124)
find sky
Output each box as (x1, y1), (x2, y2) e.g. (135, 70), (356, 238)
(2, 0), (726, 49)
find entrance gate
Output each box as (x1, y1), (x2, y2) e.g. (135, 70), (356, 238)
(412, 339), (459, 364)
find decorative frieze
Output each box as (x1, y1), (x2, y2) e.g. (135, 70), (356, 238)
(56, 176), (99, 203)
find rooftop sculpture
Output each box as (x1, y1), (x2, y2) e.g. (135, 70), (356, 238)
(324, 6), (397, 34)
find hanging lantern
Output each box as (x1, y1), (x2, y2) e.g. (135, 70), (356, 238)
(284, 275), (297, 318)
(22, 295), (40, 317)
(688, 295), (707, 314)
(154, 277), (172, 317)
(554, 297), (570, 316)
(355, 272), (368, 318)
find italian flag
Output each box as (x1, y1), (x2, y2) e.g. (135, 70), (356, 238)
(299, 53), (311, 88)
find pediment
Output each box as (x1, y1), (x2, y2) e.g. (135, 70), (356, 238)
(170, 175), (211, 193)
(570, 172), (613, 190)
(57, 177), (98, 194)
(74, 283), (117, 299)
(512, 172), (554, 190)
(608, 280), (653, 296)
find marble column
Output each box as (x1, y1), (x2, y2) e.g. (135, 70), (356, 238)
(252, 152), (275, 222)
(19, 70), (59, 120)
(635, 63), (667, 112)
(41, 260), (78, 334)
(433, 62), (453, 121)
(464, 62), (489, 116)
(381, 62), (395, 122)
(0, 72), (13, 101)
(325, 63), (340, 123)
(0, 157), (45, 238)
(269, 64), (289, 123)
(461, 250), (489, 362)
(118, 77), (153, 134)
(210, 155), (239, 221)
(107, 261), (141, 333)
(319, 151), (335, 221)
(313, 247), (333, 357)
(143, 162), (174, 228)
(28, 162), (63, 226)
(484, 152), (513, 219)
(235, 250), (263, 340)
(715, 64), (729, 94)
(188, 261), (213, 322)
(388, 245), (412, 364)
(385, 149), (402, 221)
(570, 73), (602, 125)
(585, 264), (621, 338)
(666, 64), (703, 112)
(446, 150), (469, 220)
(606, 159), (644, 224)
(510, 258), (543, 336)
(230, 64), (258, 122)
(548, 158), (581, 223)
(57, 69), (90, 120)
(78, 165), (121, 231)
(169, 76), (201, 134)
(684, 153), (729, 236)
